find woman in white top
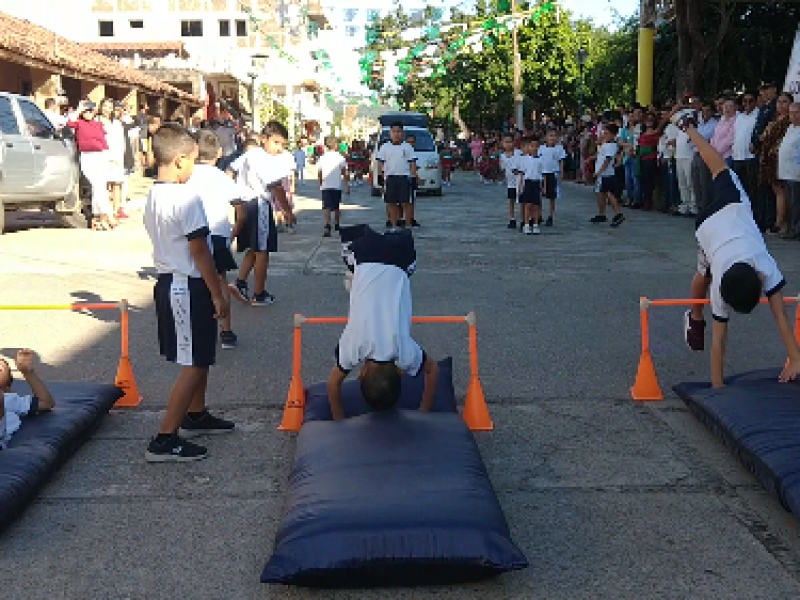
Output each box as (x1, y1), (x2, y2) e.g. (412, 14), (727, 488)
(97, 98), (128, 220)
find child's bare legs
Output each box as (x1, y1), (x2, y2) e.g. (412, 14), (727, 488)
(237, 250), (255, 283)
(387, 203), (401, 226)
(549, 198), (556, 220)
(690, 272), (711, 322)
(159, 366), (208, 434)
(607, 193), (622, 214)
(218, 274), (233, 331)
(324, 208), (332, 227)
(596, 192), (608, 216)
(403, 202), (414, 224)
(187, 367), (209, 414)
(509, 199), (516, 220)
(334, 208), (341, 227)
(253, 251), (269, 295)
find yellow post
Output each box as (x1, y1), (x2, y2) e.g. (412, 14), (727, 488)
(637, 26), (655, 106)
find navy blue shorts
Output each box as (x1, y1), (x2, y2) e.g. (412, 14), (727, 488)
(384, 175), (411, 205)
(599, 175), (620, 197)
(507, 187), (517, 201)
(236, 198), (277, 254)
(322, 189), (343, 210)
(154, 274), (216, 368)
(211, 235), (237, 274)
(519, 180), (542, 205)
(543, 173), (557, 200)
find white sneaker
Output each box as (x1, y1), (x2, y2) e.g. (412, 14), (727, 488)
(532, 224), (541, 235)
(523, 224), (532, 235)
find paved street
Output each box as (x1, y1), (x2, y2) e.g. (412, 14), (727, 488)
(1, 171), (800, 599)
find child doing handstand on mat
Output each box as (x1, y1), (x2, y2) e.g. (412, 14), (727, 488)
(674, 110), (800, 388)
(327, 225), (439, 420)
(0, 349), (55, 449)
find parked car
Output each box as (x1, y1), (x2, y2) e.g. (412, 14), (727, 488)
(0, 91), (87, 233)
(370, 125), (442, 197)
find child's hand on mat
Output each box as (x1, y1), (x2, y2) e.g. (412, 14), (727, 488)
(780, 358), (800, 383)
(15, 349), (36, 375)
(212, 296), (229, 320)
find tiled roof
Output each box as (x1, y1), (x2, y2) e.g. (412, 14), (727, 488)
(0, 13), (201, 105)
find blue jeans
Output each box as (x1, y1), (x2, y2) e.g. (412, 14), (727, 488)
(659, 160), (679, 210)
(624, 160), (641, 205)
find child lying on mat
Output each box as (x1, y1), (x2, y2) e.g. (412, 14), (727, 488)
(0, 349), (55, 449)
(674, 109), (800, 388)
(327, 225), (439, 421)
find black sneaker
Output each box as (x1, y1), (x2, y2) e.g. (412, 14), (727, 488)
(684, 310), (706, 352)
(411, 220), (421, 227)
(508, 220), (517, 229)
(397, 219), (406, 228)
(252, 292), (275, 306)
(590, 215), (608, 223)
(220, 330), (238, 349)
(323, 225), (332, 238)
(611, 213), (625, 228)
(334, 224), (340, 232)
(545, 217), (553, 227)
(229, 279), (250, 303)
(385, 220), (392, 228)
(145, 434), (207, 463)
(179, 410), (235, 439)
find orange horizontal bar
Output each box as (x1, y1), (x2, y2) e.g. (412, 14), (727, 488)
(0, 303), (118, 311)
(302, 316), (467, 325)
(648, 297), (797, 307)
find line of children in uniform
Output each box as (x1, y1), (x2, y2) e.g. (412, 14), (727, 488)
(499, 129), (566, 234)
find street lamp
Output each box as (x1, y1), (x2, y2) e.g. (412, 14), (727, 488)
(248, 53), (268, 131)
(577, 48), (588, 119)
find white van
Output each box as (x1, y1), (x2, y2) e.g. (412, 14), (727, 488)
(370, 113), (442, 197)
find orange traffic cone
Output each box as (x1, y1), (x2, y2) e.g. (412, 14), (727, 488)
(114, 355), (142, 407)
(463, 374), (493, 431)
(630, 349), (663, 401)
(278, 375), (305, 431)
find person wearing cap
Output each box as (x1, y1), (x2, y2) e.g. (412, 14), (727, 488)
(67, 101), (115, 230)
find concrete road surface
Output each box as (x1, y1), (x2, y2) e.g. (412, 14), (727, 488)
(1, 172), (800, 599)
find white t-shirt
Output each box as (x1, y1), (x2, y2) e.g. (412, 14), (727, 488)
(376, 141), (416, 177)
(675, 128), (695, 159)
(143, 182), (209, 279)
(778, 124), (800, 182)
(733, 109), (759, 161)
(104, 120), (126, 163)
(540, 144), (567, 174)
(595, 142), (618, 177)
(337, 227), (423, 376)
(519, 154), (543, 181)
(189, 164), (255, 238)
(44, 110), (67, 129)
(696, 170), (785, 322)
(499, 150), (522, 188)
(1, 392), (35, 449)
(661, 123), (679, 160)
(317, 151), (347, 190)
(235, 147), (288, 202)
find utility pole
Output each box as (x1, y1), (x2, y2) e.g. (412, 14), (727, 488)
(512, 0), (523, 132)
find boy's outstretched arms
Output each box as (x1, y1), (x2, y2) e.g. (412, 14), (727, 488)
(769, 291), (800, 382)
(327, 366), (347, 421)
(16, 349), (55, 410)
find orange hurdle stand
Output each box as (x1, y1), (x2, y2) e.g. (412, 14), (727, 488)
(279, 312), (492, 432)
(0, 300), (142, 408)
(631, 295), (800, 401)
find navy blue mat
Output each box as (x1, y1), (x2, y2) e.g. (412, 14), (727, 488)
(262, 410), (528, 587)
(0, 381), (122, 532)
(304, 357), (457, 422)
(674, 369), (800, 515)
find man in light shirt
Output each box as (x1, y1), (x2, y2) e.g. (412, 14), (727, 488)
(732, 92), (760, 226)
(691, 103), (718, 212)
(779, 103), (800, 240)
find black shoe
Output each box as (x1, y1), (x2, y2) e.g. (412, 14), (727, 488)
(220, 330), (237, 349)
(684, 310), (706, 352)
(334, 224), (340, 232)
(611, 213), (625, 227)
(385, 220), (392, 228)
(179, 410), (235, 439)
(545, 217), (553, 227)
(590, 215), (608, 223)
(252, 291), (275, 306)
(323, 225), (332, 238)
(411, 220), (421, 227)
(145, 434), (207, 463)
(508, 220), (517, 229)
(229, 279), (250, 303)
(397, 219), (406, 228)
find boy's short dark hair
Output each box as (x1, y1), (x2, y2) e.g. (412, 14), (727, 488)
(152, 123), (197, 167)
(360, 362), (402, 411)
(721, 262), (762, 314)
(262, 120), (288, 140)
(194, 129), (221, 161)
(606, 123), (620, 136)
(522, 136), (539, 145)
(390, 122), (404, 130)
(405, 133), (416, 141)
(325, 135), (338, 149)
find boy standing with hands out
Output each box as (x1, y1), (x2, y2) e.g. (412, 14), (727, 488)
(143, 123), (232, 463)
(592, 123), (626, 227)
(499, 133), (523, 229)
(375, 122), (419, 229)
(540, 129), (567, 227)
(317, 136), (350, 237)
(516, 137), (544, 235)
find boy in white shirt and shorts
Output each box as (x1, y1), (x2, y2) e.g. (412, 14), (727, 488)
(591, 123), (625, 227)
(375, 123), (420, 229)
(499, 133), (523, 229)
(317, 135), (350, 237)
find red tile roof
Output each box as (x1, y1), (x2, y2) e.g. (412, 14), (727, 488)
(0, 13), (201, 105)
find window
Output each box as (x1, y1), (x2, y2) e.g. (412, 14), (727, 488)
(180, 20), (203, 37)
(17, 99), (56, 139)
(235, 19), (247, 36)
(0, 97), (21, 135)
(343, 8), (358, 23)
(345, 26), (358, 37)
(130, 20), (144, 29)
(219, 19), (230, 36)
(98, 20), (114, 37)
